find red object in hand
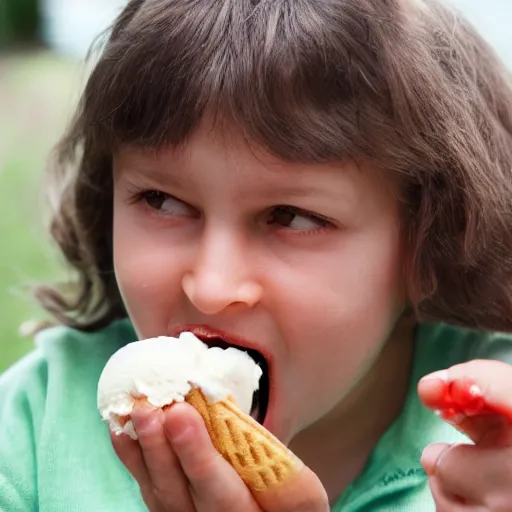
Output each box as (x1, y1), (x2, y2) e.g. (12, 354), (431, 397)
(437, 377), (510, 422)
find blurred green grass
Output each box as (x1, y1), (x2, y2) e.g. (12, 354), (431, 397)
(0, 50), (80, 372)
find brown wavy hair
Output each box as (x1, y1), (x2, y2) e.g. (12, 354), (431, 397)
(35, 0), (512, 333)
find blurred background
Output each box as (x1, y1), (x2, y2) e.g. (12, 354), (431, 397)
(0, 0), (511, 373)
(0, 0), (126, 372)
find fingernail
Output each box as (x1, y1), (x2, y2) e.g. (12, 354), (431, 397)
(420, 370), (450, 383)
(421, 443), (450, 476)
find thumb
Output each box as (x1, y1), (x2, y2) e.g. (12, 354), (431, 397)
(253, 465), (329, 512)
(418, 360), (512, 446)
(420, 442), (451, 476)
(185, 389), (329, 512)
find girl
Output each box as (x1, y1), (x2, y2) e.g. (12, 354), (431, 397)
(2, 0), (512, 510)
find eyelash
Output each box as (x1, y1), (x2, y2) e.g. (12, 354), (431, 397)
(126, 186), (180, 209)
(126, 185), (160, 206)
(127, 186), (334, 234)
(266, 205), (332, 233)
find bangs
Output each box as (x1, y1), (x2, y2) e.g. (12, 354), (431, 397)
(81, 0), (403, 163)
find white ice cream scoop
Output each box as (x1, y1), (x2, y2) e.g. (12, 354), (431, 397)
(97, 332), (263, 439)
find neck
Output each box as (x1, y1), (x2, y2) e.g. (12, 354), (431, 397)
(289, 317), (416, 504)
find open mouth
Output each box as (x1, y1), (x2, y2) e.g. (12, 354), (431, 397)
(196, 336), (270, 424)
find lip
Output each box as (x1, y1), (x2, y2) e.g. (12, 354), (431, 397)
(170, 323), (275, 429)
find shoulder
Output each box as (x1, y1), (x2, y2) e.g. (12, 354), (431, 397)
(1, 317), (135, 394)
(0, 347), (47, 456)
(0, 316), (136, 426)
(0, 318), (137, 510)
(0, 347), (47, 508)
(1, 316), (131, 393)
(34, 317), (136, 367)
(0, 317), (137, 447)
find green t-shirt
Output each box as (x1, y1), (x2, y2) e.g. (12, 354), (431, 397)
(1, 319), (511, 511)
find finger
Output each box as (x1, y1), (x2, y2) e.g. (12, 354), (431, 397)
(111, 430), (150, 485)
(422, 441), (512, 507)
(418, 361), (512, 445)
(131, 402), (195, 510)
(419, 361), (512, 418)
(418, 374), (507, 444)
(166, 403), (329, 512)
(444, 413), (509, 448)
(164, 402), (261, 512)
(428, 475), (484, 512)
(254, 466), (330, 512)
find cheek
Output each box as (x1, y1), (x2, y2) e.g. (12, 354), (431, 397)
(112, 212), (188, 337)
(273, 226), (404, 345)
(270, 226), (404, 427)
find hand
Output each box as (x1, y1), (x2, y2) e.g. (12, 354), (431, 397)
(418, 360), (512, 511)
(111, 401), (329, 512)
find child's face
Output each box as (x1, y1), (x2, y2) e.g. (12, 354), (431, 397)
(112, 123), (406, 444)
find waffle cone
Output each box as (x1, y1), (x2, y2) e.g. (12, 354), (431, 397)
(185, 388), (302, 492)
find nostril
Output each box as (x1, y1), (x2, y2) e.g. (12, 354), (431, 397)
(237, 282), (263, 308)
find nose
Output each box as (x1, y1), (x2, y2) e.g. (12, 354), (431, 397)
(182, 228), (262, 315)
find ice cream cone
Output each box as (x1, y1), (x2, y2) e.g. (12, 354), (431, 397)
(185, 388), (303, 492)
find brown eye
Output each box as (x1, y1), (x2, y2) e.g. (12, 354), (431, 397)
(267, 206), (329, 230)
(144, 191), (167, 210)
(267, 206), (296, 227)
(140, 190), (197, 217)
